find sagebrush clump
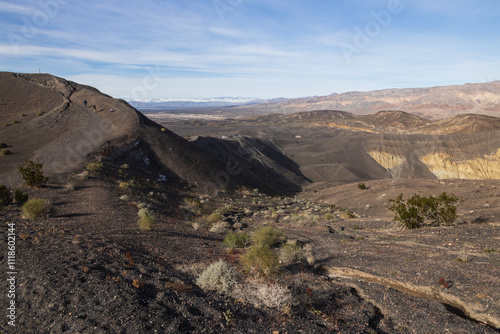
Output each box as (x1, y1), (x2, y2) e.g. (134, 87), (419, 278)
(19, 159), (48, 188)
(196, 260), (238, 294)
(1, 149), (12, 156)
(22, 198), (53, 219)
(138, 209), (156, 230)
(388, 192), (459, 229)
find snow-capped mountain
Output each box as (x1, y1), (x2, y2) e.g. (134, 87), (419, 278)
(126, 97), (260, 109)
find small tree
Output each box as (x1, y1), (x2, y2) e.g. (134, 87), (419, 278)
(19, 159), (48, 188)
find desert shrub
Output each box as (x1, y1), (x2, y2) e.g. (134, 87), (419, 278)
(279, 243), (303, 265)
(196, 260), (238, 294)
(120, 195), (130, 201)
(119, 182), (129, 189)
(252, 226), (286, 247)
(19, 159), (48, 188)
(358, 182), (367, 190)
(11, 120), (19, 124)
(22, 198), (53, 219)
(339, 210), (356, 219)
(206, 212), (222, 224)
(388, 192), (458, 229)
(85, 162), (103, 172)
(249, 283), (292, 310)
(0, 185), (13, 206)
(1, 149), (12, 156)
(36, 111), (44, 116)
(0, 142), (7, 148)
(138, 209), (155, 231)
(323, 213), (334, 220)
(20, 113), (26, 117)
(223, 232), (250, 249)
(241, 245), (280, 278)
(120, 164), (129, 169)
(14, 189), (29, 205)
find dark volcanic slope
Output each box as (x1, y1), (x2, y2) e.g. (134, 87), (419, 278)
(0, 72), (307, 194)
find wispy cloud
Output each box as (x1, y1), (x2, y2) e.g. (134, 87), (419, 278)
(0, 0), (498, 98)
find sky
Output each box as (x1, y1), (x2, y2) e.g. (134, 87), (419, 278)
(0, 0), (499, 100)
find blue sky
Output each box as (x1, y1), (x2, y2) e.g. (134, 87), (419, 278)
(1, 0), (499, 99)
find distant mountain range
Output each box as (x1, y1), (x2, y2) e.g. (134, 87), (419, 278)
(227, 81), (500, 120)
(126, 97), (262, 109)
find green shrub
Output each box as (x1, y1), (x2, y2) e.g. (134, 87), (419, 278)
(36, 111), (44, 116)
(0, 142), (7, 148)
(223, 232), (250, 249)
(358, 183), (367, 190)
(388, 192), (458, 229)
(138, 209), (155, 231)
(22, 198), (53, 219)
(3, 123), (10, 127)
(85, 162), (103, 172)
(196, 260), (238, 294)
(20, 113), (26, 117)
(14, 189), (29, 205)
(119, 182), (129, 189)
(0, 185), (13, 206)
(19, 160), (48, 188)
(240, 245), (280, 278)
(11, 120), (19, 124)
(252, 226), (286, 247)
(1, 149), (12, 156)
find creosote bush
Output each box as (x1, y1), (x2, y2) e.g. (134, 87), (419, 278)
(196, 260), (238, 294)
(358, 182), (367, 190)
(0, 185), (13, 206)
(388, 192), (459, 229)
(0, 142), (7, 148)
(252, 226), (286, 247)
(223, 232), (250, 250)
(14, 189), (29, 205)
(240, 245), (280, 278)
(22, 198), (53, 219)
(19, 159), (48, 188)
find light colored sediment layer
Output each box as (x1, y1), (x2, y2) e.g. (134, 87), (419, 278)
(367, 150), (405, 170)
(421, 149), (500, 179)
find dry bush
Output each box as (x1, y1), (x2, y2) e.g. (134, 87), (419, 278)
(196, 260), (238, 294)
(279, 243), (304, 265)
(233, 281), (292, 311)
